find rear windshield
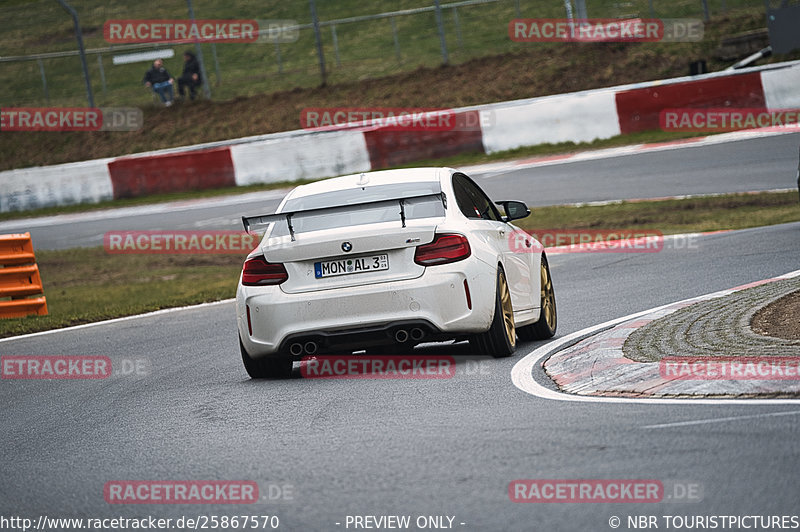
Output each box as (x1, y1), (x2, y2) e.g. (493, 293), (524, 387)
(270, 182), (445, 236)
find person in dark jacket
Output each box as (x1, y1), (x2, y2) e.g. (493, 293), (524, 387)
(142, 59), (174, 106)
(178, 51), (202, 101)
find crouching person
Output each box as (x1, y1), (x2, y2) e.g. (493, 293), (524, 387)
(178, 51), (202, 101)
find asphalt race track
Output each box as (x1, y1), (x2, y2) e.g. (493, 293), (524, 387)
(1, 135), (799, 531)
(2, 131), (798, 251)
(481, 131), (800, 205)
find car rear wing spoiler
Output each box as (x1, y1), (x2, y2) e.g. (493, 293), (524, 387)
(242, 192), (447, 241)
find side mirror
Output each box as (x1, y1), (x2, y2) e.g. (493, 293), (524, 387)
(495, 200), (531, 221)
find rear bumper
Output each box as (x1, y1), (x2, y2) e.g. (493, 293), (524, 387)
(236, 264), (496, 358)
(280, 319), (442, 355)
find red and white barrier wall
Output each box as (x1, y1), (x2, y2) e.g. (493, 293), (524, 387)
(0, 158), (115, 212)
(230, 130), (371, 186)
(481, 89), (621, 153)
(761, 64), (800, 109)
(2, 61), (799, 212)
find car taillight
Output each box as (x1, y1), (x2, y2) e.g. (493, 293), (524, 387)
(241, 256), (288, 286)
(414, 233), (471, 266)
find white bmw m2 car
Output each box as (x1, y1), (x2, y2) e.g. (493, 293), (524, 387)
(236, 167), (556, 378)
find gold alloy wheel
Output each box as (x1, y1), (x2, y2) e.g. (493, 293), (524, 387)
(499, 272), (516, 347)
(540, 261), (556, 331)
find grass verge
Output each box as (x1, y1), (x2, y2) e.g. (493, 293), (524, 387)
(0, 249), (244, 339)
(1, 190), (797, 339)
(515, 190), (800, 234)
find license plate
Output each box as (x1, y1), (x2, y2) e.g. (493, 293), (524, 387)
(314, 254), (389, 279)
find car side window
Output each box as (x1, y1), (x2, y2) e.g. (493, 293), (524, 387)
(452, 175), (482, 219)
(453, 174), (501, 222)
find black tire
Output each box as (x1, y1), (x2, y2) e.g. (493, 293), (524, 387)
(517, 254), (557, 341)
(470, 267), (516, 358)
(239, 337), (293, 379)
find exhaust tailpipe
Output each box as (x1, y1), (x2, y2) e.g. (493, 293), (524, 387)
(394, 329), (410, 343)
(289, 343), (304, 356)
(410, 328), (425, 341)
(304, 341), (318, 355)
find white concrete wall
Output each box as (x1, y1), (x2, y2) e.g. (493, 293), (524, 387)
(0, 159), (113, 212)
(761, 64), (800, 109)
(481, 89), (621, 154)
(230, 130), (371, 186)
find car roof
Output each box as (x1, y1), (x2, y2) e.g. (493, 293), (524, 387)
(287, 167), (453, 200)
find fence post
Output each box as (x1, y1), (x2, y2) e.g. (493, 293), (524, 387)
(574, 0), (588, 19)
(309, 0), (327, 86)
(186, 0), (212, 99)
(434, 0), (449, 65)
(331, 25), (342, 67)
(37, 58), (50, 104)
(274, 41), (283, 73)
(563, 0), (575, 38)
(97, 54), (107, 98)
(701, 0), (710, 21)
(453, 7), (464, 50)
(55, 0), (94, 108)
(390, 17), (402, 63)
(211, 43), (221, 85)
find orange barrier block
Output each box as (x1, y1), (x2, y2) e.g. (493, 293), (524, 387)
(0, 233), (36, 265)
(0, 297), (48, 318)
(0, 233), (48, 318)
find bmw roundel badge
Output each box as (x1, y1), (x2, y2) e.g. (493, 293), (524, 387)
(341, 241), (353, 252)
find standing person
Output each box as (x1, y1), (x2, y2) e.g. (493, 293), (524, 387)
(178, 51), (202, 101)
(142, 59), (174, 106)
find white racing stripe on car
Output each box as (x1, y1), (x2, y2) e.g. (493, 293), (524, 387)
(511, 269), (800, 405)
